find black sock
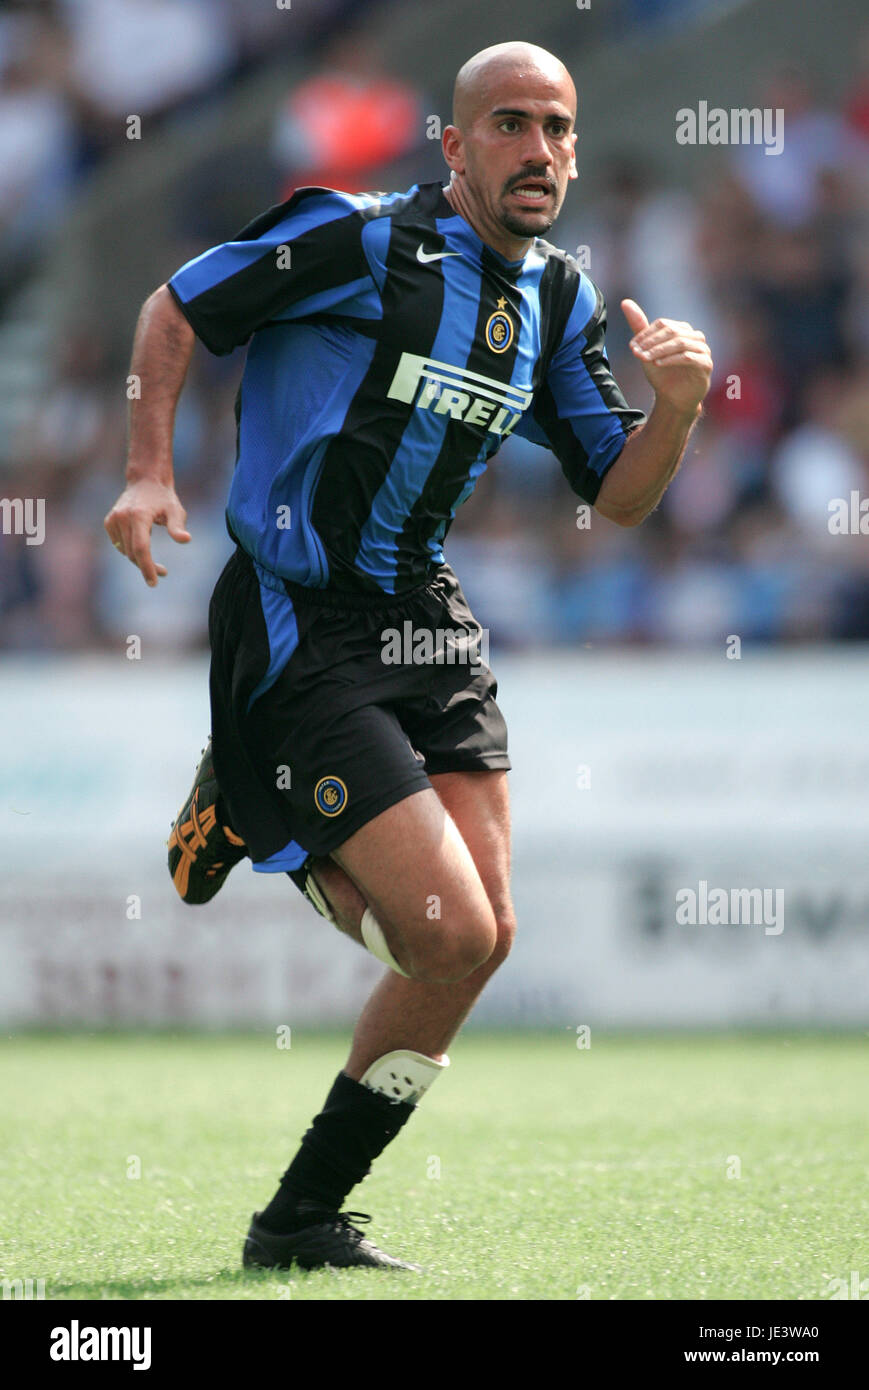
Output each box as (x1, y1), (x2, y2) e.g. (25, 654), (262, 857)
(258, 1071), (416, 1233)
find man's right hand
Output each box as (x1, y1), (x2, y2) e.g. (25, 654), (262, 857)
(103, 478), (191, 587)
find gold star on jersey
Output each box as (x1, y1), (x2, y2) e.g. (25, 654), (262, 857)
(485, 297), (515, 354)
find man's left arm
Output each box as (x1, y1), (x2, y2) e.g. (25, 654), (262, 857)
(594, 298), (712, 527)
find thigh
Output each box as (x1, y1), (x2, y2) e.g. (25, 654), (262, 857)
(329, 776), (494, 920)
(328, 767), (512, 966)
(329, 779), (497, 967)
(430, 769), (513, 921)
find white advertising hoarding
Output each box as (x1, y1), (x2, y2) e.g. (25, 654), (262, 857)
(1, 651), (867, 1027)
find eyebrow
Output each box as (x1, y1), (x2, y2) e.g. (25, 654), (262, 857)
(488, 106), (573, 124)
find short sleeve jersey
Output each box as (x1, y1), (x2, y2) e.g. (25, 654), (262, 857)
(168, 181), (645, 595)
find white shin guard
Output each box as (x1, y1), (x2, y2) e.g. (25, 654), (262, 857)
(361, 1049), (450, 1105)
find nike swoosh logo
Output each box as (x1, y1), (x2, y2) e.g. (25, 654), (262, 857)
(416, 243), (461, 264)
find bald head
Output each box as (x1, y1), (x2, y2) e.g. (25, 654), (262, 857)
(452, 42), (575, 129)
(442, 41), (578, 259)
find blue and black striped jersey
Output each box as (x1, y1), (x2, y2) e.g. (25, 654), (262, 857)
(168, 180), (645, 596)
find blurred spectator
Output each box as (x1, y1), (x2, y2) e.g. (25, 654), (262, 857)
(224, 0), (353, 67)
(731, 66), (864, 229)
(546, 518), (653, 645)
(770, 372), (866, 539)
(664, 421), (746, 535)
(60, 0), (235, 159)
(16, 326), (117, 475)
(704, 304), (784, 450)
(844, 26), (869, 143)
(752, 225), (852, 424)
(2, 18), (869, 655)
(0, 7), (76, 296)
(271, 31), (423, 196)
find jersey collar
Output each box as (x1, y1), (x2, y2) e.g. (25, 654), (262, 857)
(429, 182), (535, 271)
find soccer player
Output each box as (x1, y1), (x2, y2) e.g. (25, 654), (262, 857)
(104, 41), (712, 1272)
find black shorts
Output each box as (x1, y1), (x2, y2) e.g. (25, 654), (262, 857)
(207, 548), (510, 873)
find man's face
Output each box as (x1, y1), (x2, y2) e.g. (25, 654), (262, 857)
(447, 65), (578, 248)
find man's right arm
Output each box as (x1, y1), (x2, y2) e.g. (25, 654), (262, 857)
(106, 188), (380, 585)
(103, 284), (194, 587)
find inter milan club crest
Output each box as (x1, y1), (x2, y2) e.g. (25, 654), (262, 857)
(315, 775), (348, 816)
(485, 297), (514, 353)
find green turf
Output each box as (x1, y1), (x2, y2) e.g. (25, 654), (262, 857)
(1, 1031), (866, 1301)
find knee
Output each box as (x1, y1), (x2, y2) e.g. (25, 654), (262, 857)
(488, 906), (516, 969)
(406, 904), (515, 984)
(405, 907), (497, 984)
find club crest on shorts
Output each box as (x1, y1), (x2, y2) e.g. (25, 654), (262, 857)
(315, 775), (348, 817)
(485, 302), (514, 354)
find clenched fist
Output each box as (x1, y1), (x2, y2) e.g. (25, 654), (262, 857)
(622, 299), (712, 418)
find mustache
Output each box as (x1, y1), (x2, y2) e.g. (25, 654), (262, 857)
(503, 171), (557, 195)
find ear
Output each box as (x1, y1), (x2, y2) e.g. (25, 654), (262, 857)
(442, 123), (465, 176)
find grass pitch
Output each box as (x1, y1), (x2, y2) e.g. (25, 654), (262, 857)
(2, 1031), (866, 1301)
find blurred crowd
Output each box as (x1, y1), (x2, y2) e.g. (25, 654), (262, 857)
(0, 0), (362, 298)
(453, 60), (869, 649)
(1, 2), (868, 652)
